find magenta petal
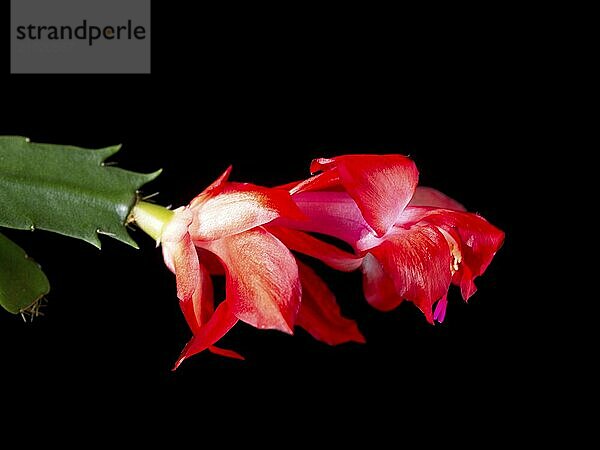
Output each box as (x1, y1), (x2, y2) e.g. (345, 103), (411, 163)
(173, 301), (239, 369)
(205, 228), (301, 334)
(433, 295), (448, 323)
(279, 191), (375, 249)
(296, 260), (365, 345)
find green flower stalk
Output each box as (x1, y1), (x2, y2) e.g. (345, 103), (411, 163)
(130, 201), (174, 243)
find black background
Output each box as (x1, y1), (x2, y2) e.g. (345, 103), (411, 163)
(1, 3), (523, 414)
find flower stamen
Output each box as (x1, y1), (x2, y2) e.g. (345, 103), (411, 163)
(438, 228), (462, 275)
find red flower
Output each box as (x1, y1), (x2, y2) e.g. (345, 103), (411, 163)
(160, 167), (363, 369)
(276, 155), (505, 324)
(155, 154), (503, 368)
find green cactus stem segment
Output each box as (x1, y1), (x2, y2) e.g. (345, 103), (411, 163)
(131, 201), (175, 242)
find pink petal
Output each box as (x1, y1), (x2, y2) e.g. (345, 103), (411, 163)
(204, 228), (302, 334)
(267, 225), (362, 272)
(296, 260), (365, 345)
(161, 208), (199, 302)
(409, 187), (466, 211)
(188, 182), (305, 242)
(361, 253), (404, 311)
(278, 191), (375, 250)
(173, 301), (239, 369)
(370, 225), (453, 323)
(311, 155), (419, 237)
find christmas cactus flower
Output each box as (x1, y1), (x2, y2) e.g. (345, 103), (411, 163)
(274, 155), (504, 324)
(132, 167), (364, 368)
(133, 154), (503, 368)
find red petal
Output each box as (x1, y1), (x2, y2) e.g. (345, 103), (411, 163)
(277, 180), (303, 191)
(370, 225), (453, 323)
(310, 157), (335, 173)
(205, 228), (302, 334)
(197, 248), (226, 275)
(173, 301), (239, 369)
(312, 155), (419, 237)
(400, 207), (504, 301)
(175, 262), (215, 333)
(188, 182), (305, 242)
(409, 187), (466, 211)
(191, 166), (232, 202)
(423, 210), (504, 278)
(208, 346), (245, 360)
(289, 169), (342, 194)
(267, 225), (362, 272)
(296, 260), (365, 345)
(361, 253), (404, 311)
(458, 266), (477, 301)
